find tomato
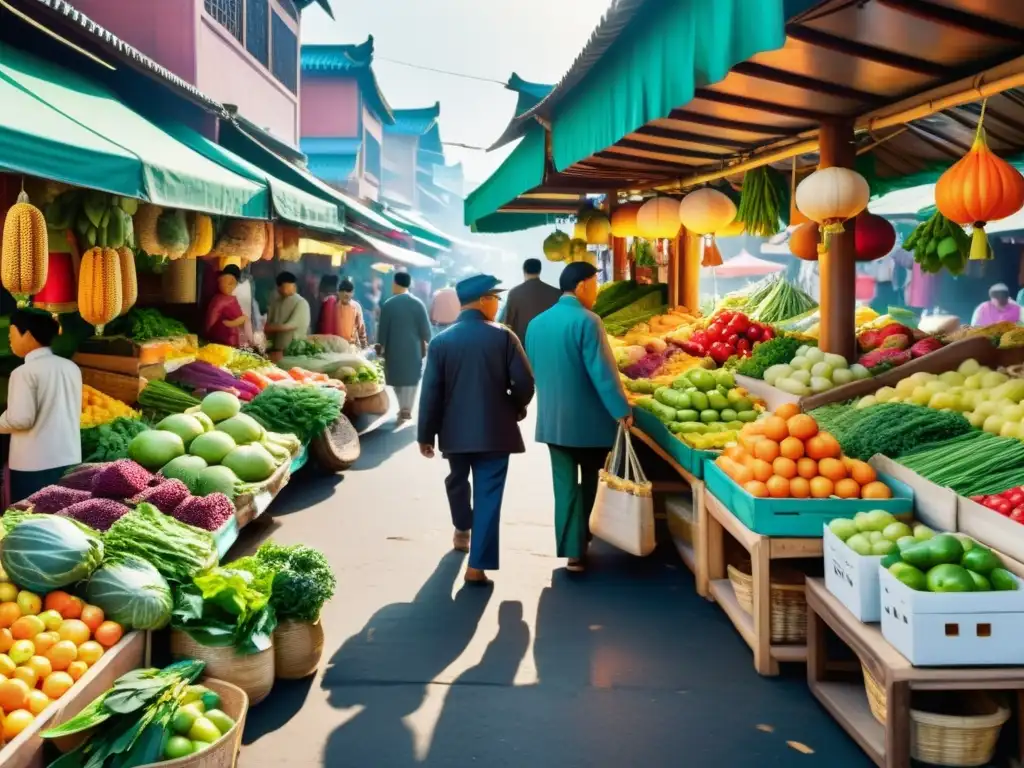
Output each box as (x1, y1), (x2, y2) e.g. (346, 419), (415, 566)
(704, 325), (722, 343)
(1010, 507), (1024, 523)
(736, 338), (752, 356)
(971, 495), (988, 503)
(718, 311), (735, 324)
(745, 325), (762, 342)
(690, 330), (709, 347)
(994, 499), (1014, 516)
(727, 315), (749, 335)
(709, 342), (732, 365)
(725, 333), (739, 348)
(682, 341), (705, 357)
(760, 326), (775, 340)
(1007, 489), (1024, 506)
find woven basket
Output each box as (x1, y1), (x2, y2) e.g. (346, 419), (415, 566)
(273, 619), (325, 680)
(911, 693), (1009, 767)
(861, 663), (887, 724)
(347, 389), (389, 416)
(162, 257), (197, 303)
(170, 630), (274, 705)
(346, 381), (383, 399)
(310, 414), (360, 472)
(137, 679), (249, 768)
(726, 561), (807, 644)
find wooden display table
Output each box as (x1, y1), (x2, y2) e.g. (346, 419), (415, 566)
(704, 490), (821, 676)
(630, 426), (708, 596)
(806, 578), (1024, 768)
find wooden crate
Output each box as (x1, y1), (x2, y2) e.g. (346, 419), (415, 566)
(235, 459), (293, 529)
(79, 367), (146, 406)
(73, 353), (165, 381)
(77, 335), (197, 364)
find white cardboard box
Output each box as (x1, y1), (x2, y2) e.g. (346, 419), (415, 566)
(879, 566), (1024, 666)
(869, 455), (958, 532)
(958, 496), (1024, 566)
(823, 524), (884, 622)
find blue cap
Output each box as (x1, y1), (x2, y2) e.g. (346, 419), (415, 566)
(456, 274), (505, 305)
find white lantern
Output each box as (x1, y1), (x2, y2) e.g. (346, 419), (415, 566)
(794, 167), (870, 252)
(678, 188), (737, 268)
(636, 197), (681, 239)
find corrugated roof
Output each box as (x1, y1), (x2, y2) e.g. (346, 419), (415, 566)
(301, 37), (394, 124)
(387, 103), (440, 136)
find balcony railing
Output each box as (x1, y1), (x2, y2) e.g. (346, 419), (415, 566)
(204, 0), (242, 43)
(271, 12), (297, 94)
(203, 0), (298, 94)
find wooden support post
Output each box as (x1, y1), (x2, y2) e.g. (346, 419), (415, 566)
(612, 236), (628, 281)
(817, 120), (858, 360)
(682, 231), (701, 312)
(667, 237), (679, 307)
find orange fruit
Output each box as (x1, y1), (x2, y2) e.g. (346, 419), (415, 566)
(835, 478), (862, 499)
(0, 655), (14, 678)
(809, 476), (835, 499)
(741, 420), (764, 437)
(94, 622), (123, 649)
(789, 477), (811, 498)
(0, 629), (13, 654)
(750, 459), (773, 483)
(11, 616), (45, 641)
(59, 597), (84, 621)
(26, 655), (51, 680)
(805, 434), (840, 460)
(724, 444), (745, 462)
(796, 457), (819, 480)
(43, 592), (72, 615)
(786, 414), (819, 441)
(57, 620), (90, 647)
(80, 606), (104, 634)
(2, 708), (33, 739)
(77, 641), (103, 666)
(12, 666), (37, 689)
(753, 439), (780, 463)
(862, 481), (893, 500)
(818, 457), (848, 483)
(0, 679), (30, 712)
(774, 403), (802, 420)
(766, 475), (790, 498)
(41, 672), (74, 700)
(66, 661), (89, 682)
(9, 640), (33, 665)
(731, 461), (753, 486)
(761, 415), (789, 442)
(849, 460), (877, 486)
(0, 603), (21, 629)
(743, 480), (769, 498)
(46, 641), (77, 672)
(779, 436), (805, 460)
(772, 457), (797, 480)
(32, 632), (58, 654)
(818, 432), (842, 458)
(26, 689), (50, 715)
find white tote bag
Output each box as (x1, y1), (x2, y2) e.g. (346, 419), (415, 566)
(589, 426), (656, 557)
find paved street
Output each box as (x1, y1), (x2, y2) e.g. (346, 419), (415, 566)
(234, 413), (869, 767)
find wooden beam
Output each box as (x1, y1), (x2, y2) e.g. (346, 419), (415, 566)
(626, 125), (753, 149)
(876, 0), (1024, 42)
(731, 62), (884, 105)
(693, 88), (833, 122)
(682, 231), (701, 312)
(665, 109), (803, 136)
(612, 237), (628, 281)
(817, 120), (857, 361)
(784, 24), (947, 77)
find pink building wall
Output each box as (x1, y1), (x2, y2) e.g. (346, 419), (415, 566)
(300, 79), (360, 137)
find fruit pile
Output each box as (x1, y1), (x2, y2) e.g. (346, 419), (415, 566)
(828, 511), (934, 557)
(764, 345), (871, 396)
(162, 683), (238, 759)
(0, 586), (123, 744)
(972, 486), (1024, 522)
(680, 311), (774, 365)
(714, 404), (895, 499)
(635, 368), (762, 433)
(886, 533), (1018, 593)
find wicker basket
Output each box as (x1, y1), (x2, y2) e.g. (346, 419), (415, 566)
(861, 663), (887, 724)
(138, 679), (249, 768)
(912, 693), (1009, 767)
(726, 561), (807, 644)
(274, 619), (325, 680)
(170, 630), (274, 705)
(347, 389), (389, 417)
(310, 414), (361, 472)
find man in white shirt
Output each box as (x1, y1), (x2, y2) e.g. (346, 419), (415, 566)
(1, 310), (82, 502)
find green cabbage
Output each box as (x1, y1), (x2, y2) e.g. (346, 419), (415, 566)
(1, 516), (104, 593)
(85, 556), (173, 630)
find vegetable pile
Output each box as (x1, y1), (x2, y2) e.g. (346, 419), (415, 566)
(172, 565), (276, 654)
(105, 503), (218, 583)
(745, 276), (816, 324)
(168, 361), (261, 401)
(81, 385), (139, 429)
(898, 431), (1024, 497)
(243, 385), (342, 444)
(809, 403), (974, 461)
(138, 380), (201, 416)
(972, 486), (1024, 524)
(680, 311), (772, 365)
(232, 542), (337, 623)
(114, 307), (189, 342)
(734, 336), (803, 380)
(81, 417), (151, 464)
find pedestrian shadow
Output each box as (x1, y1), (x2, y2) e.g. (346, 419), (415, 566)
(320, 551), (493, 766)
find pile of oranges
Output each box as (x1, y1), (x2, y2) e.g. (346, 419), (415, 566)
(714, 403), (895, 500)
(0, 587), (123, 744)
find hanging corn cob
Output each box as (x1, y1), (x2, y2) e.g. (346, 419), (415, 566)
(117, 246), (137, 315)
(261, 222), (275, 261)
(2, 190), (49, 307)
(183, 213), (214, 258)
(78, 247), (122, 335)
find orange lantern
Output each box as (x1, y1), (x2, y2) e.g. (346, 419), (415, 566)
(610, 203), (641, 238)
(678, 188), (736, 268)
(636, 197), (681, 240)
(33, 229), (78, 314)
(788, 222), (820, 261)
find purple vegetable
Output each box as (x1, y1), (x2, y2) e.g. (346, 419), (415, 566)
(23, 486), (91, 514)
(130, 479), (191, 514)
(92, 459), (153, 499)
(622, 351), (667, 380)
(59, 498), (131, 531)
(59, 463), (108, 491)
(171, 493), (234, 531)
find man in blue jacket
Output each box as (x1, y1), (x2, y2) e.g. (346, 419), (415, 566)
(526, 262), (632, 573)
(418, 274), (535, 584)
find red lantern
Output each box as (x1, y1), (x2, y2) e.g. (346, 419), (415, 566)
(33, 230), (78, 314)
(853, 211), (896, 262)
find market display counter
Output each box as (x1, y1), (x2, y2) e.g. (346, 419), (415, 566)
(3, 631), (146, 768)
(806, 579), (1024, 768)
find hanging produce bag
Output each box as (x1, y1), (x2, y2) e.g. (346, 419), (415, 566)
(589, 426), (655, 557)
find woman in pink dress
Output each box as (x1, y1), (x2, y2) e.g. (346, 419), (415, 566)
(317, 275), (339, 336)
(204, 265), (247, 346)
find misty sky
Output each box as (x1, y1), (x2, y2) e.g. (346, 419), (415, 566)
(300, 0), (610, 190)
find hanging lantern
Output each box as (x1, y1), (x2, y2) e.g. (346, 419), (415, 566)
(610, 203), (641, 238)
(573, 205), (598, 240)
(33, 229), (77, 314)
(935, 103), (1024, 261)
(678, 188), (736, 269)
(636, 197), (681, 240)
(788, 222), (820, 261)
(568, 238), (589, 262)
(853, 211), (896, 262)
(543, 230), (571, 262)
(585, 213), (611, 245)
(794, 167), (870, 253)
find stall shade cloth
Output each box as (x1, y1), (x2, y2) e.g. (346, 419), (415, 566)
(463, 125), (546, 227)
(348, 229), (436, 269)
(706, 250), (784, 278)
(551, 0), (791, 171)
(157, 121), (343, 234)
(0, 42), (265, 217)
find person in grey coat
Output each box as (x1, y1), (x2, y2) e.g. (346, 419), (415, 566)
(499, 258), (561, 343)
(377, 271), (432, 422)
(418, 274), (535, 584)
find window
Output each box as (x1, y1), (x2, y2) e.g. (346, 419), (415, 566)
(271, 11), (297, 93)
(364, 133), (382, 181)
(204, 0), (243, 42)
(245, 0), (269, 66)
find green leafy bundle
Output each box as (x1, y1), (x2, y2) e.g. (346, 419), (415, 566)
(810, 403), (974, 461)
(285, 338), (326, 357)
(232, 542), (336, 623)
(735, 336), (804, 379)
(899, 430), (1024, 496)
(81, 417), (151, 463)
(242, 386), (342, 444)
(737, 166), (788, 237)
(104, 503), (217, 583)
(111, 308), (189, 342)
(171, 566), (277, 654)
(42, 660), (206, 767)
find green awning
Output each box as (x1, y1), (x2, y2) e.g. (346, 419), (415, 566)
(158, 121), (343, 234)
(464, 125), (546, 227)
(550, 0), (792, 171)
(382, 207), (452, 250)
(471, 212), (561, 234)
(0, 42), (265, 217)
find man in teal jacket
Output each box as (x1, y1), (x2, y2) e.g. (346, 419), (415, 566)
(525, 262), (632, 572)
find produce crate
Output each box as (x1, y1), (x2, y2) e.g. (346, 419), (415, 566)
(1, 631), (146, 768)
(235, 459), (292, 529)
(958, 495), (1024, 565)
(633, 408), (715, 479)
(879, 566), (1024, 666)
(703, 460), (914, 537)
(213, 514), (240, 558)
(823, 523), (885, 622)
(79, 367), (145, 406)
(868, 455), (957, 532)
(72, 353), (165, 381)
(77, 335), (197, 363)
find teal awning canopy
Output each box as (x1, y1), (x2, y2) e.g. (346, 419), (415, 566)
(0, 42), (265, 217)
(471, 211), (561, 234)
(464, 125), (547, 227)
(382, 207), (452, 250)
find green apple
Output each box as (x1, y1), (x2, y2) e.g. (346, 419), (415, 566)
(938, 371), (965, 387)
(860, 510), (896, 533)
(828, 518), (859, 542)
(867, 531), (884, 544)
(872, 539), (897, 556)
(958, 358), (981, 376)
(846, 533), (873, 556)
(913, 524), (935, 541)
(882, 521), (912, 542)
